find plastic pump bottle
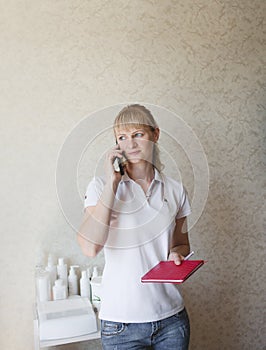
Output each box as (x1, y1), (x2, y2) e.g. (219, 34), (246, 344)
(68, 266), (79, 296)
(57, 258), (68, 286)
(80, 270), (91, 299)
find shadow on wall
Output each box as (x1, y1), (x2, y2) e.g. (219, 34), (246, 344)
(183, 186), (261, 350)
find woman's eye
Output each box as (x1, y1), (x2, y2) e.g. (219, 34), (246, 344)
(134, 132), (144, 138)
(118, 135), (126, 141)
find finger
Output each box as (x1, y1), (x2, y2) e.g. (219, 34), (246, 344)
(174, 256), (182, 265)
(107, 150), (123, 163)
(173, 253), (184, 265)
(168, 252), (181, 264)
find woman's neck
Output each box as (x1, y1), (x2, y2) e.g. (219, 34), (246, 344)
(126, 163), (155, 189)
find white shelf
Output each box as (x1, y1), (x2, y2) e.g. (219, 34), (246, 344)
(34, 319), (100, 349)
(33, 300), (101, 350)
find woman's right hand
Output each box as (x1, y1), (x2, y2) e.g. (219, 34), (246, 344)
(104, 144), (124, 184)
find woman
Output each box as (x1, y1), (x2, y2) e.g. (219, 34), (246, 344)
(78, 104), (191, 349)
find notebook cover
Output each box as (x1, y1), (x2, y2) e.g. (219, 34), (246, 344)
(141, 260), (205, 284)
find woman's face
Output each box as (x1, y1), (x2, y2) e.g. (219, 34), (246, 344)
(115, 125), (159, 165)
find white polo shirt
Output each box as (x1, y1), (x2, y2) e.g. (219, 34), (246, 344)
(84, 169), (191, 323)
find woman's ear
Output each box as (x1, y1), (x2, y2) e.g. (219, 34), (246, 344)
(154, 127), (160, 142)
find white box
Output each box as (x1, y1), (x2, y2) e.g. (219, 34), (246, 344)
(37, 296), (97, 341)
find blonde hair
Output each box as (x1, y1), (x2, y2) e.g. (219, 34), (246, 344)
(113, 104), (164, 172)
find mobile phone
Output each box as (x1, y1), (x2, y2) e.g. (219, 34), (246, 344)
(113, 156), (125, 175)
(113, 142), (126, 175)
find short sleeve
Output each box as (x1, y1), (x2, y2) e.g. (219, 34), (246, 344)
(175, 185), (192, 220)
(84, 176), (105, 209)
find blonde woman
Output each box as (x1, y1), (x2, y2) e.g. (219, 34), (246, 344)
(78, 104), (191, 349)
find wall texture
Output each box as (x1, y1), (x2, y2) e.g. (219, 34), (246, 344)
(0, 1), (265, 349)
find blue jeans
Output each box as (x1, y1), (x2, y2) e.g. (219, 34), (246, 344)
(101, 308), (190, 350)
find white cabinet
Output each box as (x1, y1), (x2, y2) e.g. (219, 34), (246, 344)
(33, 297), (101, 350)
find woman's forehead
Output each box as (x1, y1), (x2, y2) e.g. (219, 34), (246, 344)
(115, 123), (150, 134)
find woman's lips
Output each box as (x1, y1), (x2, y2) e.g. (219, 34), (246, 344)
(127, 150), (141, 157)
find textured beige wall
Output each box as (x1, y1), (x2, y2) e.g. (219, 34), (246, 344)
(0, 1), (265, 349)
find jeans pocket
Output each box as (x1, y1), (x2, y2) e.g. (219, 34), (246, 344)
(172, 308), (190, 341)
(101, 320), (126, 336)
(173, 308), (188, 320)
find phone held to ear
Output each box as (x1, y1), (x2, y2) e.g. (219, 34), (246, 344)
(113, 156), (125, 175)
(113, 142), (126, 176)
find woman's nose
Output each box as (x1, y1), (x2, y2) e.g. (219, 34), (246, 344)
(126, 137), (137, 149)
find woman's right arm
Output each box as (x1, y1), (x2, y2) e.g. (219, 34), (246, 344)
(77, 179), (119, 257)
(77, 146), (123, 257)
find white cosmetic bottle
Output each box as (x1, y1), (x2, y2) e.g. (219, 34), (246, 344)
(68, 266), (79, 296)
(57, 258), (68, 286)
(35, 268), (51, 302)
(45, 254), (57, 290)
(53, 279), (67, 300)
(80, 270), (91, 299)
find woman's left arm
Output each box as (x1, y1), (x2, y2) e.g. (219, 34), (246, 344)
(168, 216), (190, 265)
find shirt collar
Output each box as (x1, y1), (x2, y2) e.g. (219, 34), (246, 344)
(120, 168), (163, 183)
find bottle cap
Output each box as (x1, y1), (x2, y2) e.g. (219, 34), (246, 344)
(58, 258), (64, 266)
(69, 265), (79, 276)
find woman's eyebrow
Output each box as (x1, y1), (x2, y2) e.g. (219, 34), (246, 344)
(132, 129), (145, 134)
(117, 128), (145, 136)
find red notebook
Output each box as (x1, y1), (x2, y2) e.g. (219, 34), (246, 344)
(141, 260), (205, 284)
